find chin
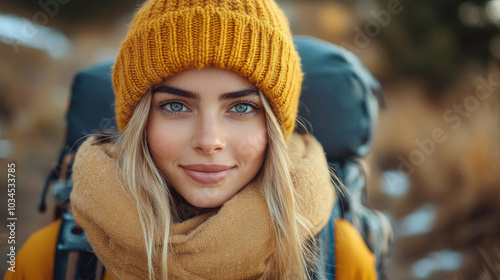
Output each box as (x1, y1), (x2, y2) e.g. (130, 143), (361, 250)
(188, 193), (231, 209)
(192, 199), (226, 209)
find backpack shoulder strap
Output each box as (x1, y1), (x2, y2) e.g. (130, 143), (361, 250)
(311, 197), (338, 280)
(54, 212), (103, 280)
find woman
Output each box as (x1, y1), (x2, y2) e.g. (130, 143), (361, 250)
(70, 0), (334, 279)
(4, 0), (378, 279)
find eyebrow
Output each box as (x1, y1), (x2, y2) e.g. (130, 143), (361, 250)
(153, 86), (200, 100)
(219, 89), (259, 101)
(152, 86), (259, 101)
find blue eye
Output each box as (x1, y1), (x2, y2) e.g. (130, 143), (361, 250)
(165, 102), (188, 112)
(229, 103), (253, 114)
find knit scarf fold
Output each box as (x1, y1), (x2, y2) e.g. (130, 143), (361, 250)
(71, 133), (335, 280)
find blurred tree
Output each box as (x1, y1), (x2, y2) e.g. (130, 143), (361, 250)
(3, 0), (141, 28)
(376, 0), (500, 92)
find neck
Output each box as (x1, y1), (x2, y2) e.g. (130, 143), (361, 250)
(169, 187), (219, 222)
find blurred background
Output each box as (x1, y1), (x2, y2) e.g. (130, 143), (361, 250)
(1, 0), (499, 279)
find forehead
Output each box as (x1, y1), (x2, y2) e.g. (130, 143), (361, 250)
(159, 67), (256, 93)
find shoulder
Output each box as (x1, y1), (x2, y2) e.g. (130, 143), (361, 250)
(335, 218), (377, 280)
(3, 219), (61, 280)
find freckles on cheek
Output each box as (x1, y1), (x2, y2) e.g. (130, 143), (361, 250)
(235, 128), (268, 158)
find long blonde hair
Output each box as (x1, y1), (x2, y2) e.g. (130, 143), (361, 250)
(116, 89), (320, 280)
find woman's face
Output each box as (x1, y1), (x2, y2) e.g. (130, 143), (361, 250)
(147, 67), (268, 208)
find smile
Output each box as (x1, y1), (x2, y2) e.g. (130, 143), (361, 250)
(181, 164), (234, 184)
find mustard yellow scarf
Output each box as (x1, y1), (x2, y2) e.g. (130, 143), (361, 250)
(71, 133), (335, 280)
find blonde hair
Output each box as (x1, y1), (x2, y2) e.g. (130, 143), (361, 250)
(116, 89), (320, 280)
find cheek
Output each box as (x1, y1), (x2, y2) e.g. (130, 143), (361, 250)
(233, 123), (268, 160)
(147, 116), (189, 163)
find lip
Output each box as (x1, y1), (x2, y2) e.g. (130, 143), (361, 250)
(181, 164), (234, 184)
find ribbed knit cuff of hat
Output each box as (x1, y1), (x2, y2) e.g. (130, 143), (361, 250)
(112, 1), (303, 139)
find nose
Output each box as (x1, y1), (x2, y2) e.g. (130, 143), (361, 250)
(191, 116), (226, 154)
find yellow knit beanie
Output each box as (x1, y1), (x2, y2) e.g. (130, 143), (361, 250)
(112, 0), (303, 138)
